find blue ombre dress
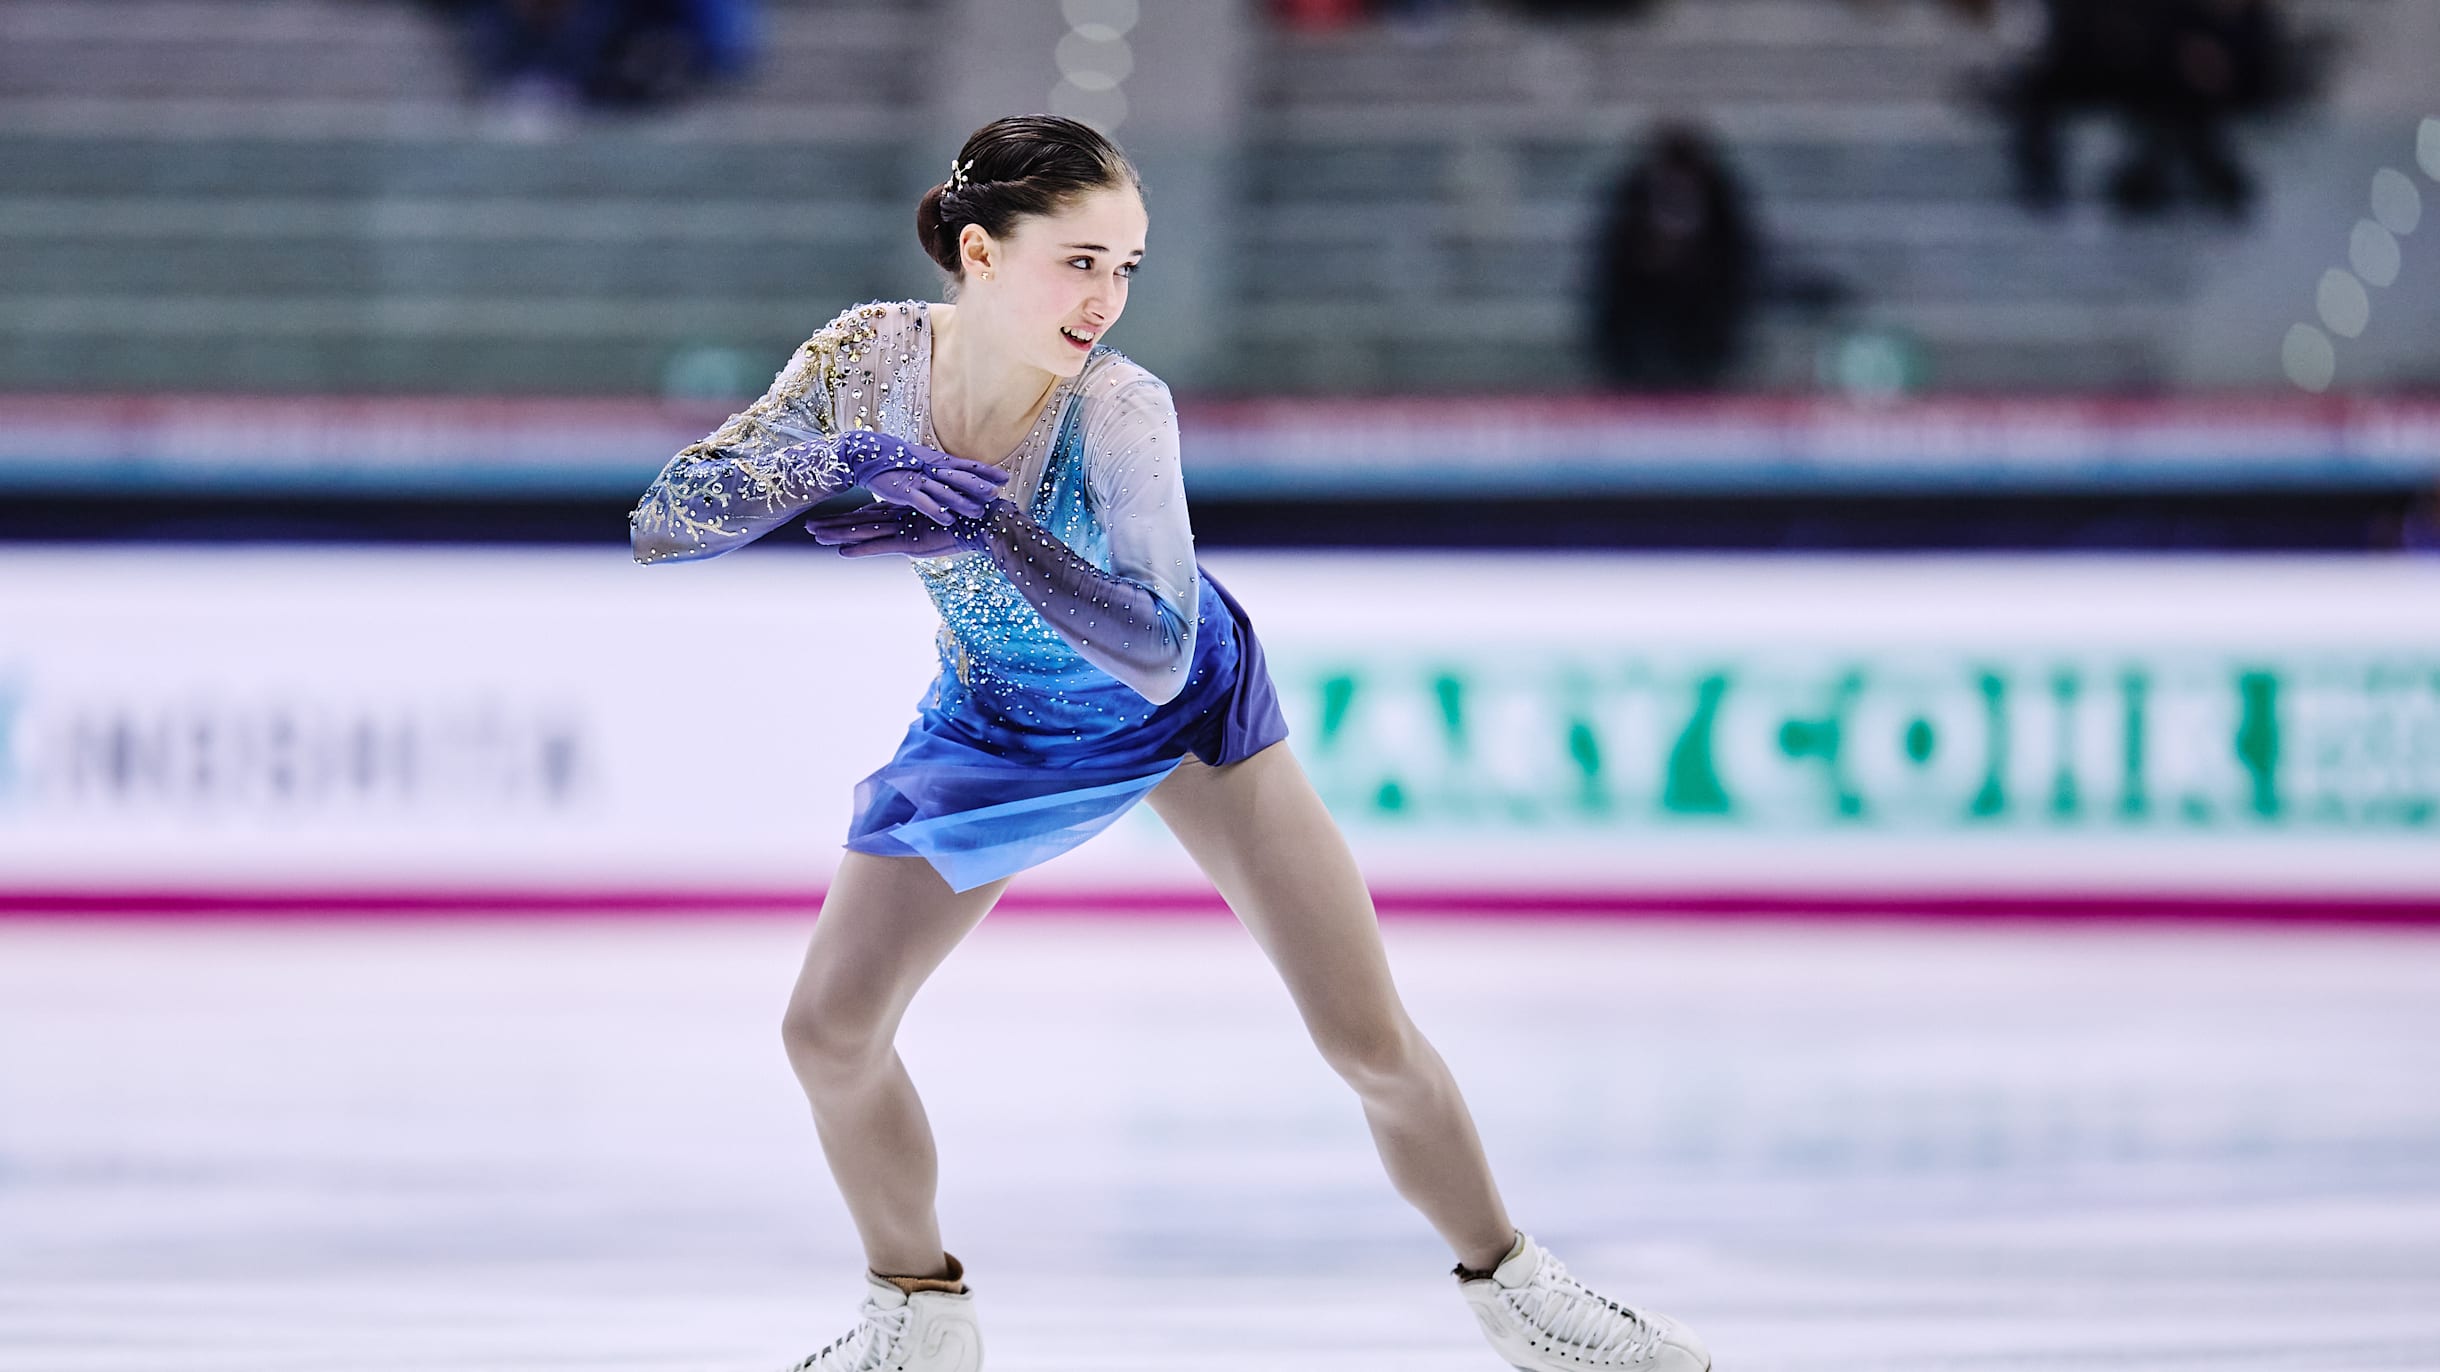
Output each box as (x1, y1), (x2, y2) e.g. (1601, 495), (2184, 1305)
(630, 300), (1287, 892)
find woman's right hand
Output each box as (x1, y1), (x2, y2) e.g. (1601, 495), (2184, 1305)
(836, 430), (1010, 526)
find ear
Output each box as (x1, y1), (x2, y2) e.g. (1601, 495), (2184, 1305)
(957, 224), (996, 277)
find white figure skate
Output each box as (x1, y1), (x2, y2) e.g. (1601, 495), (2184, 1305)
(1459, 1233), (1710, 1371)
(781, 1266), (981, 1372)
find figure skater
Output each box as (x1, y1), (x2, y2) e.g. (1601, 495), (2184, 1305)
(629, 114), (1711, 1372)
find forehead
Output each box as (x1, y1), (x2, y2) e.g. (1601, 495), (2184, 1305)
(1018, 186), (1147, 250)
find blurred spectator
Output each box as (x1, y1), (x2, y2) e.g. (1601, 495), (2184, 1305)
(1272, 0), (1659, 30)
(1846, 0), (1999, 19)
(1375, 0), (1468, 28)
(1271, 0), (1370, 30)
(2394, 482), (2440, 554)
(2119, 0), (2280, 215)
(1991, 0), (2286, 218)
(433, 0), (756, 113)
(1485, 0), (1666, 18)
(1587, 123), (1760, 392)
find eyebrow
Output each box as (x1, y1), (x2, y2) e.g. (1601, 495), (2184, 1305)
(1060, 242), (1146, 257)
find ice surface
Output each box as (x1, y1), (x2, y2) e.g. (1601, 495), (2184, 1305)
(2, 915), (2436, 1371)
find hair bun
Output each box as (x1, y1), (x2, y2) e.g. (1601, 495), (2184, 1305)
(913, 115), (1141, 284)
(913, 182), (961, 275)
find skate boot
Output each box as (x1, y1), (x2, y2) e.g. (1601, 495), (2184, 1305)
(781, 1255), (981, 1372)
(1458, 1232), (1709, 1371)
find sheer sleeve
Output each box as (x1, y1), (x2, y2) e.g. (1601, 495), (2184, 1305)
(958, 370), (1200, 704)
(1083, 370), (1199, 655)
(629, 306), (874, 564)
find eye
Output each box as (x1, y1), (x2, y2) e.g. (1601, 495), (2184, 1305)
(1067, 256), (1139, 278)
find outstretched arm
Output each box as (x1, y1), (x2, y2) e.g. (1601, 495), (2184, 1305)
(630, 310), (1005, 565)
(629, 339), (852, 565)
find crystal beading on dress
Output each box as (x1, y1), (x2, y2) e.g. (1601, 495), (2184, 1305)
(630, 303), (900, 562)
(629, 299), (1286, 894)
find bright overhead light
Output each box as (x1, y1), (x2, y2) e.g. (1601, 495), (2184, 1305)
(1055, 31), (1133, 91)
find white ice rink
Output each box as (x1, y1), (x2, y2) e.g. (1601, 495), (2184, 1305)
(3, 914), (2437, 1371)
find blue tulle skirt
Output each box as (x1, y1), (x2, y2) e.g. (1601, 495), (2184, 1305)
(843, 569), (1288, 892)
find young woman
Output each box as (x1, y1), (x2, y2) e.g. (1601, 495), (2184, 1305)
(630, 115), (1712, 1372)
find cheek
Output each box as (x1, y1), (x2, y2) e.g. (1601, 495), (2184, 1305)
(1025, 274), (1077, 313)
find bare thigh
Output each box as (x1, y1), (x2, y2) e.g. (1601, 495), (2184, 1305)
(1147, 743), (1408, 1055)
(784, 850), (1009, 1052)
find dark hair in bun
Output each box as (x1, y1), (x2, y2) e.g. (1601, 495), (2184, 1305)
(916, 115), (1141, 282)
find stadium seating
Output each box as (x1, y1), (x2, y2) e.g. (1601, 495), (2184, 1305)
(0, 0), (2385, 395)
(0, 0), (938, 393)
(1235, 1), (2246, 392)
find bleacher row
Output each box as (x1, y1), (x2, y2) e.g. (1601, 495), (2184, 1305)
(0, 0), (2364, 396)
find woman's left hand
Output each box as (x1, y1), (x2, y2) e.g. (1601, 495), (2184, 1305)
(805, 504), (976, 558)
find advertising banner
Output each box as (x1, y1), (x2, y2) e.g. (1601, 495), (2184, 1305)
(1, 548), (2433, 913)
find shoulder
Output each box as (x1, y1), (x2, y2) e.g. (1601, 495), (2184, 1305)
(1074, 348), (1175, 421)
(767, 299), (926, 409)
(1071, 350), (1183, 491)
(796, 299), (926, 365)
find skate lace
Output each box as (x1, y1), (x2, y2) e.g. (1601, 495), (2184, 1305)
(1507, 1253), (1665, 1363)
(787, 1292), (911, 1372)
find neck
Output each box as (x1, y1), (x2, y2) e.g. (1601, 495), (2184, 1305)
(930, 301), (1056, 451)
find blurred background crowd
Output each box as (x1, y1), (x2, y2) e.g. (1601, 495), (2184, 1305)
(416, 0), (760, 113)
(0, 0), (2434, 548)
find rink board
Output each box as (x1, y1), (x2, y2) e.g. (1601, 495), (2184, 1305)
(0, 547), (2434, 911)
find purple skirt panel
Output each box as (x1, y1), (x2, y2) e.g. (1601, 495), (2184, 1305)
(844, 568), (1288, 893)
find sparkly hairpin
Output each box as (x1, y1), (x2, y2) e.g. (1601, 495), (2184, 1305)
(947, 157), (975, 192)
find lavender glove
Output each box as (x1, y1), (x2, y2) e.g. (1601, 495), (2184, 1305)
(836, 430), (1010, 526)
(805, 503), (969, 559)
(808, 496), (1192, 703)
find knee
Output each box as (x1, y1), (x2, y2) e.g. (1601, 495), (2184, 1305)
(779, 989), (893, 1087)
(1313, 1013), (1426, 1096)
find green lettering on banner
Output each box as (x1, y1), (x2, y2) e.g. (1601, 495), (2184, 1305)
(1777, 671), (1864, 820)
(1903, 716), (1937, 765)
(2049, 670), (2081, 820)
(1313, 670), (1407, 815)
(1289, 651), (2439, 838)
(1662, 674), (1732, 816)
(1559, 667), (1607, 816)
(1433, 673), (1465, 752)
(2235, 671), (2282, 819)
(1969, 671), (2009, 821)
(1431, 671), (1466, 818)
(1318, 672), (1357, 743)
(2119, 670), (2150, 819)
(1565, 717), (1604, 814)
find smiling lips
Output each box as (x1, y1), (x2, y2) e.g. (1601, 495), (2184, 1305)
(1060, 325), (1098, 350)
